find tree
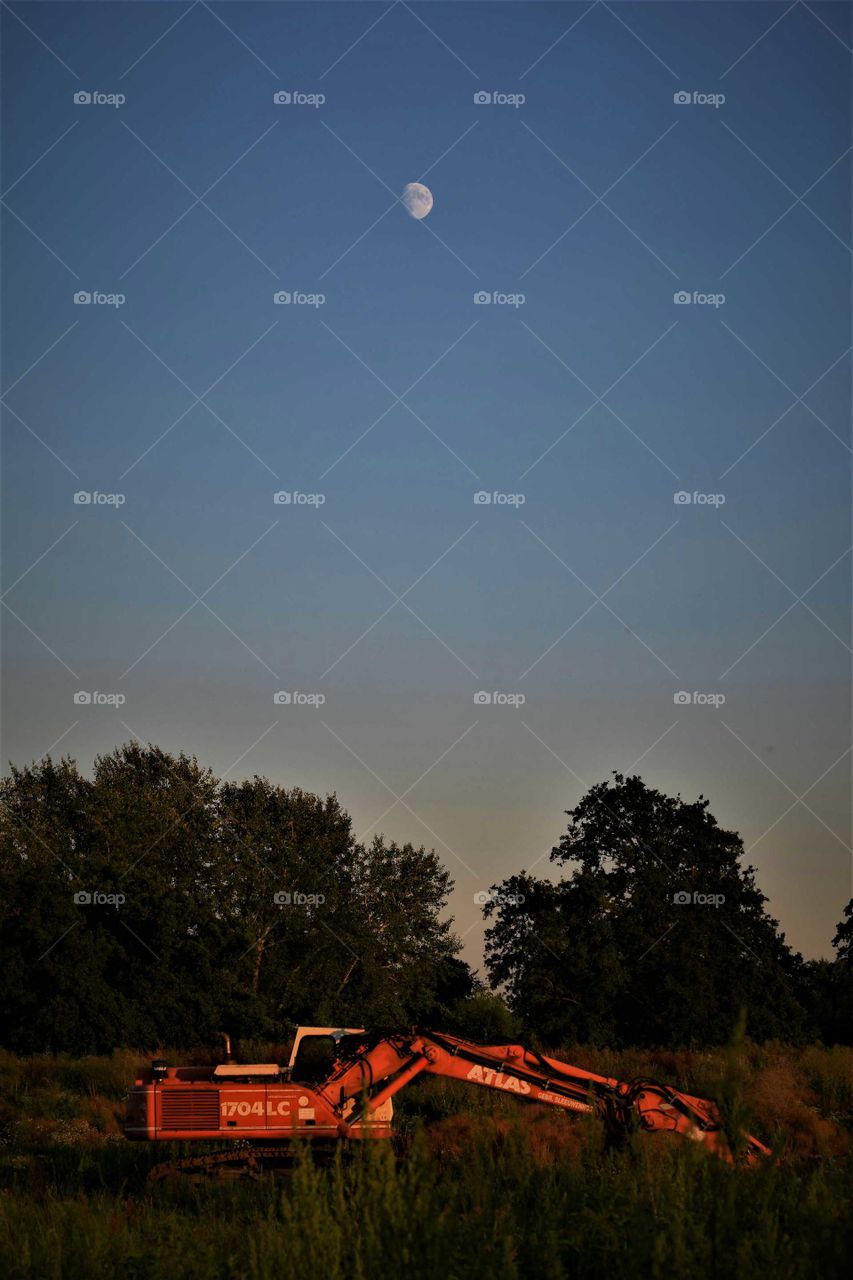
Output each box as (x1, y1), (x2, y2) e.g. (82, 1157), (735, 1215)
(484, 774), (811, 1047)
(0, 745), (231, 1051)
(216, 778), (359, 1037)
(325, 836), (462, 1026)
(833, 899), (853, 962)
(446, 989), (521, 1042)
(215, 785), (465, 1031)
(0, 754), (105, 1053)
(0, 744), (469, 1052)
(483, 873), (624, 1046)
(828, 901), (853, 1042)
(89, 743), (230, 1048)
(803, 900), (853, 1045)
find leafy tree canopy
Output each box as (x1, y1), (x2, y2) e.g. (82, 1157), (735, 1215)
(0, 744), (468, 1053)
(484, 774), (844, 1047)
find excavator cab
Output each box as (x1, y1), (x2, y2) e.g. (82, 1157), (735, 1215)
(288, 1028), (370, 1084)
(287, 1027), (394, 1129)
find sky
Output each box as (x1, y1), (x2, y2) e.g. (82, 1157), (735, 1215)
(2, 1), (851, 975)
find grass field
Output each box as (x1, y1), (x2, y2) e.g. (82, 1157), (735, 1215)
(0, 1043), (850, 1279)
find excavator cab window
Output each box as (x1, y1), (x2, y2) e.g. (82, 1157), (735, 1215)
(290, 1035), (337, 1083)
(335, 1033), (368, 1064)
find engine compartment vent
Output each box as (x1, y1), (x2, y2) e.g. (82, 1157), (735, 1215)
(160, 1089), (220, 1130)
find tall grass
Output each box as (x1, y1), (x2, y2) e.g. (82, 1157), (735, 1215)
(0, 1125), (849, 1280)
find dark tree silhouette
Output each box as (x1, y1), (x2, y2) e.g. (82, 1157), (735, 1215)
(484, 774), (825, 1047)
(0, 744), (467, 1053)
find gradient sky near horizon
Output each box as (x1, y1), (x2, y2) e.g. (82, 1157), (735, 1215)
(2, 1), (851, 975)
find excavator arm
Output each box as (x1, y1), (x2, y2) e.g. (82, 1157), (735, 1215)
(319, 1029), (769, 1163)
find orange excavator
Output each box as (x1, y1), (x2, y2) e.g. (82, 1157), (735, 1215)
(125, 1026), (770, 1177)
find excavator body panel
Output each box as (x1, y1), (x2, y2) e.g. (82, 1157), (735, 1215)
(125, 1028), (393, 1143)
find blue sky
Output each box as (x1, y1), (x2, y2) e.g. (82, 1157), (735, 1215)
(2, 1), (851, 969)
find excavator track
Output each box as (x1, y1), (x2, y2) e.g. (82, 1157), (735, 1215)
(148, 1142), (343, 1183)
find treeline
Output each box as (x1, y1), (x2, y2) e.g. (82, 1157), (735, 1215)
(0, 745), (473, 1054)
(0, 746), (849, 1053)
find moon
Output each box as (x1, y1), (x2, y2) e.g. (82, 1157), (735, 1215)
(401, 182), (433, 220)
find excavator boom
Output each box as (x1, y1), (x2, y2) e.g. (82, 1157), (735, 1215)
(322, 1030), (769, 1163)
